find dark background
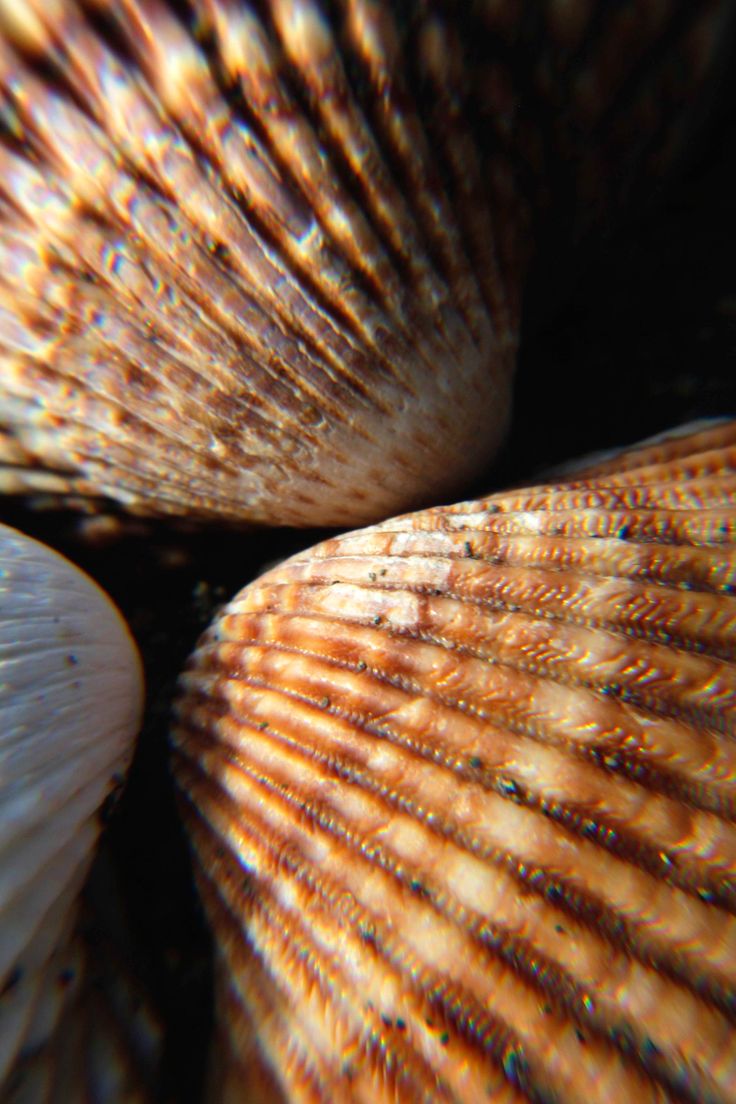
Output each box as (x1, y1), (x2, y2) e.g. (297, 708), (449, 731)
(2, 49), (735, 1104)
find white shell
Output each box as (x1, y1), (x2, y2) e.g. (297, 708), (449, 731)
(2, 927), (162, 1103)
(0, 524), (143, 1088)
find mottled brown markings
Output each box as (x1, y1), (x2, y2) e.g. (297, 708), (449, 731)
(2, 52), (414, 435)
(537, 780), (736, 909)
(211, 630), (736, 904)
(571, 458), (736, 494)
(1, 340), (344, 504)
(20, 412), (262, 506)
(585, 740), (736, 820)
(216, 596), (733, 752)
(408, 506), (736, 547)
(3, 349), (279, 486)
(472, 474), (736, 516)
(561, 425), (736, 482)
(211, 659), (731, 912)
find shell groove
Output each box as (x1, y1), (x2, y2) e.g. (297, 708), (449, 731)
(172, 420), (736, 1103)
(0, 1), (732, 525)
(0, 524), (143, 1092)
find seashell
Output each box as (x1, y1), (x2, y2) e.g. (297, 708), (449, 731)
(2, 923), (162, 1104)
(172, 419), (736, 1103)
(2, 832), (164, 1103)
(0, 2), (733, 526)
(0, 523), (144, 1092)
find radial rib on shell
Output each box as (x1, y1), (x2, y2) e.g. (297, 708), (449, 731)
(0, 1), (732, 525)
(173, 420), (736, 1103)
(0, 524), (143, 1093)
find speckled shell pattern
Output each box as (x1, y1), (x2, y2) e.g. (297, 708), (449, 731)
(172, 420), (736, 1104)
(0, 524), (143, 1093)
(0, 1), (732, 526)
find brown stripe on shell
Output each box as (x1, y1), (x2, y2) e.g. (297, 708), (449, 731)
(306, 529), (735, 597)
(173, 422), (736, 1102)
(0, 2), (733, 525)
(177, 664), (736, 1004)
(189, 611), (736, 894)
(0, 0), (516, 526)
(188, 798), (531, 1104)
(175, 713), (735, 1103)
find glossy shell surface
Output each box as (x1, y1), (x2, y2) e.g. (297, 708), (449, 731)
(173, 420), (736, 1103)
(0, 524), (143, 1090)
(0, 1), (732, 525)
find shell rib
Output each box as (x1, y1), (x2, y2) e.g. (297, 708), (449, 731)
(173, 420), (736, 1103)
(0, 524), (143, 1091)
(0, 2), (732, 526)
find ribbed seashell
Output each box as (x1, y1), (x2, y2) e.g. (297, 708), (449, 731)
(2, 924), (161, 1104)
(173, 419), (736, 1104)
(0, 1), (732, 526)
(0, 524), (143, 1092)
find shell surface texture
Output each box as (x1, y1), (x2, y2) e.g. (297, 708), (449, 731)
(0, 523), (144, 1094)
(172, 420), (736, 1104)
(1, 917), (162, 1104)
(0, 0), (732, 526)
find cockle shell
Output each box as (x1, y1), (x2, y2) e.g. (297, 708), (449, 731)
(173, 419), (736, 1103)
(0, 524), (143, 1091)
(0, 1), (733, 526)
(2, 923), (161, 1104)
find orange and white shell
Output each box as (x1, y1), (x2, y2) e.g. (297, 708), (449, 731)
(0, 1), (732, 526)
(173, 420), (736, 1103)
(0, 524), (143, 1092)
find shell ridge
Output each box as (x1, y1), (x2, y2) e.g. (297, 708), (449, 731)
(175, 730), (732, 1103)
(303, 530), (736, 597)
(176, 775), (468, 1104)
(175, 688), (736, 1030)
(197, 616), (736, 796)
(235, 570), (736, 665)
(175, 762), (559, 1104)
(181, 663), (736, 914)
(189, 619), (736, 827)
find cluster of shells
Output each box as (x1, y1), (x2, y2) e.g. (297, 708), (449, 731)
(0, 2), (734, 1102)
